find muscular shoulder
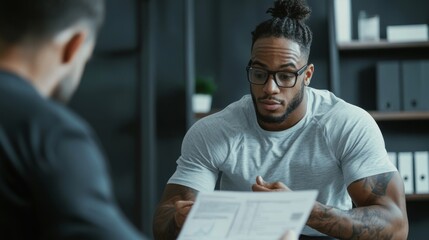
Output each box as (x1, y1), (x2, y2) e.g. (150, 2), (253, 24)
(308, 88), (375, 133)
(307, 88), (385, 162)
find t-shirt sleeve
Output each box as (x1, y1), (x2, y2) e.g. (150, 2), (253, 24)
(32, 124), (145, 240)
(329, 105), (397, 187)
(168, 119), (222, 192)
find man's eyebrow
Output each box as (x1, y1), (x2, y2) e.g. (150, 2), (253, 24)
(279, 63), (296, 69)
(252, 60), (267, 68)
(252, 60), (296, 69)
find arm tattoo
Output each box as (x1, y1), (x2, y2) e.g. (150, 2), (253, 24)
(309, 172), (401, 239)
(311, 202), (395, 240)
(360, 172), (394, 196)
(153, 186), (197, 240)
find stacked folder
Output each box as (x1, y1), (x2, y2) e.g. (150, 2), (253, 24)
(377, 60), (429, 111)
(388, 151), (429, 194)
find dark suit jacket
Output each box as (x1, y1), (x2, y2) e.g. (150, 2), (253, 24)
(0, 70), (144, 239)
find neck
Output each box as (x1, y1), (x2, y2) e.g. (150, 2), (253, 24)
(0, 43), (57, 98)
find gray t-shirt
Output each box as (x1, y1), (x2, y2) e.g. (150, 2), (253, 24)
(168, 87), (396, 236)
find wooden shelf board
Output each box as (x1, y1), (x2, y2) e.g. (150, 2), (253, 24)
(338, 40), (429, 51)
(368, 111), (429, 121)
(406, 194), (429, 201)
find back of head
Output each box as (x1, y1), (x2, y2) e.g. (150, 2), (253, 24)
(252, 0), (313, 59)
(0, 0), (105, 46)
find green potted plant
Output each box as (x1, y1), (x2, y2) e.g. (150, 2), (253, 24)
(193, 76), (217, 113)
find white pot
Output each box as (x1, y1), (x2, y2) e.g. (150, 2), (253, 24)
(192, 94), (212, 113)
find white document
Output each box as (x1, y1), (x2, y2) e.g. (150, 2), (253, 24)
(178, 190), (318, 240)
(414, 151), (429, 193)
(398, 152), (414, 194)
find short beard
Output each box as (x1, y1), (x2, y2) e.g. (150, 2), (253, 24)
(251, 83), (305, 124)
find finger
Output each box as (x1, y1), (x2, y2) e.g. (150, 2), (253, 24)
(252, 184), (270, 192)
(174, 202), (194, 228)
(175, 201), (194, 216)
(256, 176), (283, 189)
(256, 175), (265, 185)
(175, 200), (194, 209)
(271, 181), (289, 190)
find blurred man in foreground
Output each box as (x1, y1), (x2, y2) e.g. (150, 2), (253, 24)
(0, 0), (145, 239)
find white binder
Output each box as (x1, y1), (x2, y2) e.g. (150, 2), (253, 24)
(387, 152), (397, 168)
(398, 152), (414, 194)
(414, 151), (429, 193)
(334, 0), (352, 43)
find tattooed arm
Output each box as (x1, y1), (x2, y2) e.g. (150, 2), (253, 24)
(153, 184), (198, 240)
(307, 171), (408, 239)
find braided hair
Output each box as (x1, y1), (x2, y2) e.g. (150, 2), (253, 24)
(251, 0), (313, 59)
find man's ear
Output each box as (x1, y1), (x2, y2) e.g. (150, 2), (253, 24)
(304, 63), (314, 86)
(62, 31), (86, 64)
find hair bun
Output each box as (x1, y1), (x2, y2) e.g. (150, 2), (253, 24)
(267, 0), (311, 21)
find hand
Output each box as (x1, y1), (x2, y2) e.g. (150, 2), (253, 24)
(174, 200), (194, 229)
(279, 230), (298, 240)
(252, 176), (291, 192)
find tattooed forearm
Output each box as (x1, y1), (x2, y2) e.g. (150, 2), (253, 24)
(307, 172), (407, 239)
(309, 202), (395, 240)
(153, 204), (178, 240)
(347, 207), (394, 240)
(153, 185), (197, 240)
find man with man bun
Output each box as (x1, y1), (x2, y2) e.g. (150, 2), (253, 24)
(0, 0), (145, 239)
(154, 0), (408, 239)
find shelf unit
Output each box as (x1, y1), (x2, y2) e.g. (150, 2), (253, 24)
(328, 0), (429, 210)
(330, 40), (429, 98)
(369, 111), (429, 121)
(406, 194), (429, 201)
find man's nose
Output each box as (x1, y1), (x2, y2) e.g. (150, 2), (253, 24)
(263, 74), (280, 94)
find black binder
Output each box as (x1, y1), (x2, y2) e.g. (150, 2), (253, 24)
(376, 61), (401, 111)
(402, 60), (429, 111)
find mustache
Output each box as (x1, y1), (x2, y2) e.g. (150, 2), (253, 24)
(257, 95), (284, 104)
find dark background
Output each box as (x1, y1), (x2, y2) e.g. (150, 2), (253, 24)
(68, 0), (429, 238)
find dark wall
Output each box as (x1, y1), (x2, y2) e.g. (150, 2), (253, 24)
(154, 0), (188, 201)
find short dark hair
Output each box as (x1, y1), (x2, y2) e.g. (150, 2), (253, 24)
(0, 0), (105, 44)
(251, 0), (313, 59)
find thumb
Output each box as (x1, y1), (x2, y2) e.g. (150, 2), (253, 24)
(256, 176), (266, 186)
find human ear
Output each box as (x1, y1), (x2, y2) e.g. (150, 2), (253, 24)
(61, 31), (87, 64)
(304, 63), (314, 86)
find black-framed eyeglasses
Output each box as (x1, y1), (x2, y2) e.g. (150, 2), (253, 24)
(246, 60), (308, 88)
